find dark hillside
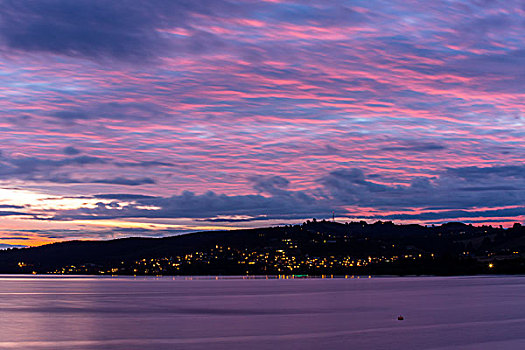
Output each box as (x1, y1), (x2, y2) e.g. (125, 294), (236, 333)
(1, 221), (524, 275)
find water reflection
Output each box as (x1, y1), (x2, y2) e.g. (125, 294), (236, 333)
(0, 275), (524, 349)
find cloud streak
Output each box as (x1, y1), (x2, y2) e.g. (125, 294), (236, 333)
(35, 165), (524, 225)
(0, 0), (523, 244)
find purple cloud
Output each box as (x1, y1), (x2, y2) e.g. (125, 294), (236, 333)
(0, 0), (523, 244)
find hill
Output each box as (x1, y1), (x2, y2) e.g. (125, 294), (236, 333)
(2, 220), (525, 276)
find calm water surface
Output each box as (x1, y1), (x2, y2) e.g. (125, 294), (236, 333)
(0, 275), (524, 349)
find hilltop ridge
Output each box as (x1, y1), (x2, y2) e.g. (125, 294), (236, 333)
(2, 220), (524, 276)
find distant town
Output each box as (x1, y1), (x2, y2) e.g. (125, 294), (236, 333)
(3, 220), (525, 276)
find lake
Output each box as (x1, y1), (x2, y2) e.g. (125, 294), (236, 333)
(0, 275), (524, 349)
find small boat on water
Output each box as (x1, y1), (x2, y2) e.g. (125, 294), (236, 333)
(397, 315), (404, 321)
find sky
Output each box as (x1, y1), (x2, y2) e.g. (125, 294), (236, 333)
(0, 0), (524, 247)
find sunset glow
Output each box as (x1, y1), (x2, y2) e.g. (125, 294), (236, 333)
(0, 0), (523, 246)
